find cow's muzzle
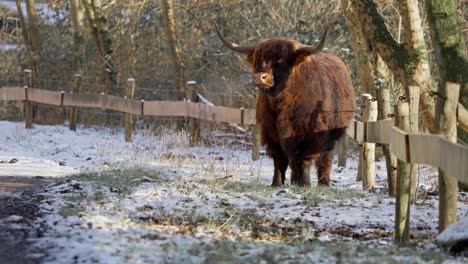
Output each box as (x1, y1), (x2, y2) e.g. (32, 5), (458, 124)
(253, 72), (274, 89)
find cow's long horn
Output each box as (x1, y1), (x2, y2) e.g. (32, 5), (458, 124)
(214, 23), (256, 54)
(296, 26), (329, 54)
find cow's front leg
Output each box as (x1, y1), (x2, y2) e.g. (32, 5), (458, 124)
(290, 159), (312, 186)
(271, 149), (288, 187)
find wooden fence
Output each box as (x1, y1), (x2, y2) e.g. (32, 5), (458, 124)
(1, 85), (466, 183)
(0, 86), (256, 125)
(1, 82), (467, 245)
(1, 85), (467, 181)
(346, 119), (467, 185)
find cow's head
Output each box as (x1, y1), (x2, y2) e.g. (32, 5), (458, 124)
(215, 23), (328, 95)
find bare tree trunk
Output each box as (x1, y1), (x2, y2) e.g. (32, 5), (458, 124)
(340, 0), (375, 95)
(395, 0), (429, 77)
(70, 0), (85, 75)
(83, 0), (116, 90)
(426, 0), (468, 143)
(350, 0), (437, 132)
(162, 0), (185, 101)
(16, 0), (40, 86)
(425, 0), (467, 86)
(16, 0), (40, 126)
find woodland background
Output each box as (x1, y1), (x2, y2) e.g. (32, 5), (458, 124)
(0, 0), (467, 140)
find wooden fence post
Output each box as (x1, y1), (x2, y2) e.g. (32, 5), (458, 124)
(125, 78), (136, 142)
(252, 125), (260, 161)
(436, 82), (460, 232)
(187, 81), (201, 146)
(337, 135), (347, 167)
(377, 88), (397, 197)
(69, 74), (81, 131)
(395, 102), (411, 245)
(357, 149), (363, 181)
(251, 92), (260, 161)
(407, 86), (420, 202)
(359, 94), (377, 189)
(356, 95), (365, 182)
(24, 69), (33, 129)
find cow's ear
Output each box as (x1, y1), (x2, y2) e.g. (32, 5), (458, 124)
(291, 51), (311, 66)
(292, 26), (328, 65)
(246, 52), (255, 65)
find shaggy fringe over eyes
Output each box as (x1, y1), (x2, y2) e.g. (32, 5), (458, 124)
(252, 39), (295, 69)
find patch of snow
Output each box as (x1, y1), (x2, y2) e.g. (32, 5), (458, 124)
(0, 44), (20, 51)
(4, 214), (23, 223)
(0, 121), (466, 262)
(0, 1), (16, 11)
(0, 156), (76, 177)
(196, 93), (214, 106)
(0, 1), (65, 24)
(437, 217), (468, 245)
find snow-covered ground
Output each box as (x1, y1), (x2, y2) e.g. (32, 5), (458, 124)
(0, 1), (64, 24)
(0, 121), (466, 263)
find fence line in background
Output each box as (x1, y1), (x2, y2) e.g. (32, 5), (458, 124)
(345, 118), (467, 185)
(1, 85), (466, 185)
(0, 86), (257, 126)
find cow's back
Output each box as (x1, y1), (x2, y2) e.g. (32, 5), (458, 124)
(277, 53), (355, 138)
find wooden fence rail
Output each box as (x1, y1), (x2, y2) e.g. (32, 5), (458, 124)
(346, 119), (468, 185)
(0, 87), (256, 125)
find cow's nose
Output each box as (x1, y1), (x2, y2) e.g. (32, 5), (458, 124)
(254, 72), (274, 88)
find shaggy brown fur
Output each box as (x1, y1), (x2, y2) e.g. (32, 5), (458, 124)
(217, 28), (355, 186)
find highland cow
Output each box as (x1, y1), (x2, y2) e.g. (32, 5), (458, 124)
(215, 24), (355, 186)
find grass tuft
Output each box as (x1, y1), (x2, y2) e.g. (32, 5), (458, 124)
(57, 165), (164, 196)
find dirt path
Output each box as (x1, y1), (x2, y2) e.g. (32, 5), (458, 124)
(0, 176), (51, 264)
